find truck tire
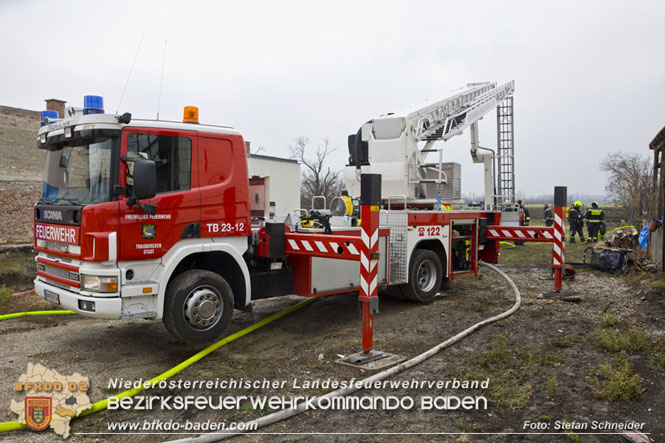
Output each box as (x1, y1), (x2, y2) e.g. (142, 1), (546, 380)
(163, 270), (234, 344)
(399, 249), (442, 302)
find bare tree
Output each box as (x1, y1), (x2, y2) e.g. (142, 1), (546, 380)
(289, 136), (345, 209)
(600, 151), (653, 220)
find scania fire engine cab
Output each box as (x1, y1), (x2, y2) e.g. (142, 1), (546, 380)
(34, 86), (535, 345)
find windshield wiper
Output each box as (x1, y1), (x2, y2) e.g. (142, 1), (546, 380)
(55, 197), (81, 206)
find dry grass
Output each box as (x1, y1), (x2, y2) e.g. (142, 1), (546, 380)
(594, 328), (652, 353)
(587, 354), (645, 401)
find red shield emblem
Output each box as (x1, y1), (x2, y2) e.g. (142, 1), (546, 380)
(25, 397), (52, 431)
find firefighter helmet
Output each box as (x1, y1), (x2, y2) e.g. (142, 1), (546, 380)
(592, 201), (598, 208)
(574, 200), (582, 207)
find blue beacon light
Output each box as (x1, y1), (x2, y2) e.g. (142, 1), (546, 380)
(83, 95), (104, 115)
(40, 110), (59, 126)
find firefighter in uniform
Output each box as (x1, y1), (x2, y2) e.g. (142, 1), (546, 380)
(543, 203), (554, 227)
(568, 200), (585, 243)
(585, 201), (605, 242)
(518, 200), (530, 225)
(515, 200), (530, 246)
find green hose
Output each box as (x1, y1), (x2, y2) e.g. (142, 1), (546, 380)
(0, 297), (318, 433)
(0, 310), (75, 321)
(598, 225), (635, 238)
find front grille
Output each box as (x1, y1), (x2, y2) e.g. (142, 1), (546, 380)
(44, 241), (70, 252)
(37, 263), (80, 283)
(47, 254), (72, 264)
(41, 278), (71, 290)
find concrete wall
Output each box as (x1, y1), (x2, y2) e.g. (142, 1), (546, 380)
(0, 106), (43, 181)
(0, 181), (40, 245)
(0, 106), (43, 244)
(247, 154), (301, 215)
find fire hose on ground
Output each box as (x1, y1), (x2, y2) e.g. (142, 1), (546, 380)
(0, 310), (74, 321)
(0, 261), (520, 438)
(170, 260), (521, 442)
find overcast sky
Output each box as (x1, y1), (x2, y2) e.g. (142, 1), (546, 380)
(2, 0), (664, 199)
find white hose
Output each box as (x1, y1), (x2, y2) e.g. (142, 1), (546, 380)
(170, 261), (520, 442)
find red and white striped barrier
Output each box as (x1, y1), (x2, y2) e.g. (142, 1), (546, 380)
(284, 233), (362, 260)
(487, 184), (567, 295)
(359, 214), (379, 300)
(359, 201), (380, 353)
(552, 205), (566, 291)
(552, 212), (564, 266)
(486, 225), (555, 242)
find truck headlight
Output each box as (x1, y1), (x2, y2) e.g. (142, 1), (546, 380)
(81, 275), (118, 293)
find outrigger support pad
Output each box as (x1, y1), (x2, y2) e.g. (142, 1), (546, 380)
(342, 350), (388, 365)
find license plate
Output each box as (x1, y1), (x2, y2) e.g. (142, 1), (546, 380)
(44, 290), (60, 305)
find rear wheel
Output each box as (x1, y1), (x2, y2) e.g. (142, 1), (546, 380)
(163, 270), (234, 344)
(399, 249), (442, 302)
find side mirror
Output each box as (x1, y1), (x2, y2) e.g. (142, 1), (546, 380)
(133, 159), (157, 200)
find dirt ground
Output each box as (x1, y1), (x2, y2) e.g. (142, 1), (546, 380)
(0, 235), (664, 442)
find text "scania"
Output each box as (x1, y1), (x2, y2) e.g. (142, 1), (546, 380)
(43, 210), (63, 220)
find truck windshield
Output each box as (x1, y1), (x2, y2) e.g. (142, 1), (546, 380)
(41, 136), (116, 205)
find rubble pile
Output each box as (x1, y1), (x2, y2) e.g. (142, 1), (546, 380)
(603, 227), (639, 249)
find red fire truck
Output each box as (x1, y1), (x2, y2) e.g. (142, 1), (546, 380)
(33, 83), (561, 347)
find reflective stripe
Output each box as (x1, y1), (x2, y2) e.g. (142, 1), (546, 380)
(360, 252), (369, 271)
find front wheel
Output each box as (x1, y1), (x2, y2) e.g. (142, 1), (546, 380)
(163, 270), (234, 344)
(398, 249), (443, 303)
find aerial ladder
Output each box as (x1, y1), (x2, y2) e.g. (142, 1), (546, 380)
(343, 81), (515, 210)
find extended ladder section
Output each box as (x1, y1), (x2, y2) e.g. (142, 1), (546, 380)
(414, 81), (515, 142)
(496, 97), (515, 205)
(344, 80), (515, 204)
(413, 81), (515, 200)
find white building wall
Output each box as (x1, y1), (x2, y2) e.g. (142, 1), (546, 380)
(247, 154), (301, 215)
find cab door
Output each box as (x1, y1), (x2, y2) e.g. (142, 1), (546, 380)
(118, 127), (199, 261)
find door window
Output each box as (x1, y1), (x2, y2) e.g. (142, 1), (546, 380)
(126, 133), (192, 196)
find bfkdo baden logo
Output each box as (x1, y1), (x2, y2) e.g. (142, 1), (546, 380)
(10, 363), (91, 438)
(25, 397), (52, 431)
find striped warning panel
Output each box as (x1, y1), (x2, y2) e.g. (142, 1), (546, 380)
(285, 233), (362, 260)
(552, 210), (565, 268)
(486, 225), (556, 242)
(359, 206), (380, 300)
